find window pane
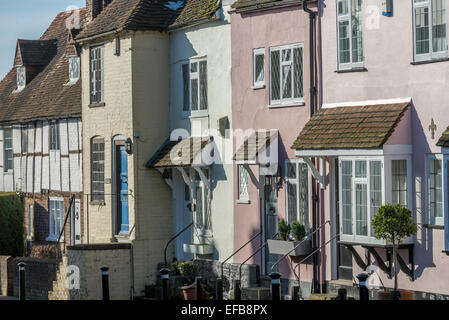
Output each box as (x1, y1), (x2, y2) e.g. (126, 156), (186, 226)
(270, 50), (280, 101)
(430, 159), (443, 218)
(370, 161), (382, 236)
(432, 0), (447, 53)
(182, 64), (190, 111)
(191, 78), (199, 111)
(287, 162), (297, 179)
(416, 7), (430, 55)
(287, 182), (298, 223)
(255, 53), (265, 83)
(238, 165), (249, 200)
(392, 160), (407, 206)
(199, 61), (208, 111)
(282, 64), (292, 99)
(298, 163), (309, 228)
(293, 47), (304, 98)
(341, 161), (353, 235)
(351, 0), (363, 63)
(355, 160), (367, 178)
(91, 139), (105, 202)
(339, 20), (351, 64)
(356, 184), (368, 236)
(338, 0), (349, 15)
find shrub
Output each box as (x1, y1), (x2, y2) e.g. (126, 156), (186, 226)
(291, 222), (307, 242)
(278, 219), (291, 241)
(0, 193), (24, 257)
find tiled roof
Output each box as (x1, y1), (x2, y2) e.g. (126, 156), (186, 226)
(147, 136), (213, 168)
(437, 127), (449, 148)
(14, 40), (58, 67)
(234, 130), (278, 162)
(231, 0), (279, 10)
(77, 0), (220, 40)
(0, 9), (86, 123)
(291, 102), (410, 150)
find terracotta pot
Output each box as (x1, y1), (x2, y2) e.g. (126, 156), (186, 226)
(378, 291), (392, 300)
(377, 290), (414, 300)
(181, 285), (196, 300)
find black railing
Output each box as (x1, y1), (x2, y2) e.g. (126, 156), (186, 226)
(164, 222), (194, 267)
(270, 220), (330, 274)
(221, 230), (262, 280)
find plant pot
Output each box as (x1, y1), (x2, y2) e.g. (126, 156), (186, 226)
(377, 290), (414, 300)
(180, 284), (196, 300)
(267, 239), (312, 256)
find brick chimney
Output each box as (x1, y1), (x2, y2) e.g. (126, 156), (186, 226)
(86, 0), (112, 23)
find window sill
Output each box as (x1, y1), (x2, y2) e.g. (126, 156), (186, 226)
(89, 102), (106, 108)
(411, 58), (449, 66)
(64, 80), (79, 86)
(90, 200), (106, 206)
(251, 84), (265, 90)
(182, 112), (209, 119)
(237, 199), (251, 204)
(423, 224), (444, 230)
(45, 236), (59, 242)
(335, 67), (368, 73)
(267, 101), (305, 109)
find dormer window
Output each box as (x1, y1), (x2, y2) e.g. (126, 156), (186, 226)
(16, 66), (26, 92)
(68, 57), (80, 84)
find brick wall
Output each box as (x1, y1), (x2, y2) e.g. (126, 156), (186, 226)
(0, 256), (13, 296)
(67, 244), (132, 300)
(12, 257), (57, 300)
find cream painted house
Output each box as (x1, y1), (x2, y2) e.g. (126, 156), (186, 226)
(147, 0), (235, 262)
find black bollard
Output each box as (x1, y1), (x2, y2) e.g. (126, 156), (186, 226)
(216, 278), (223, 300)
(335, 288), (347, 300)
(195, 277), (203, 300)
(160, 268), (170, 300)
(233, 280), (241, 300)
(356, 273), (369, 301)
(18, 262), (26, 301)
(270, 272), (282, 301)
(101, 266), (110, 301)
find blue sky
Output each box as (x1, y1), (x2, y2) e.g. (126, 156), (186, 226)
(0, 0), (85, 80)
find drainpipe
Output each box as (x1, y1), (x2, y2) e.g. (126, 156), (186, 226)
(303, 0), (320, 294)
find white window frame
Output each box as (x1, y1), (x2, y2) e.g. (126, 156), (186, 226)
(90, 46), (104, 104)
(339, 156), (385, 244)
(252, 48), (265, 88)
(91, 137), (105, 202)
(47, 197), (65, 242)
(285, 159), (310, 230)
(337, 0), (364, 70)
(237, 164), (250, 203)
(443, 153), (449, 250)
(3, 127), (13, 173)
(181, 57), (208, 118)
(269, 43), (304, 107)
(413, 0), (448, 62)
(68, 56), (80, 84)
(15, 66), (26, 92)
(427, 154), (445, 226)
(385, 155), (413, 208)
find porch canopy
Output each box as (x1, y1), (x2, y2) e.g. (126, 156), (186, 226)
(291, 98), (412, 188)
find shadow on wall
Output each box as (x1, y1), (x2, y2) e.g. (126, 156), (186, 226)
(411, 104), (436, 279)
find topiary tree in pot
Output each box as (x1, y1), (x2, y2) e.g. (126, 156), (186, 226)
(372, 204), (417, 299)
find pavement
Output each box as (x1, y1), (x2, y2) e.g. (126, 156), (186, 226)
(0, 296), (18, 300)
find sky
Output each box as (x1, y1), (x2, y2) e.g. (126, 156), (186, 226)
(0, 0), (86, 80)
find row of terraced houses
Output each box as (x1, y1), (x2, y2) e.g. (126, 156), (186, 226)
(1, 0), (449, 300)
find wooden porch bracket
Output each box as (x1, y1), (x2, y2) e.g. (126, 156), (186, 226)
(243, 163), (264, 190)
(193, 167), (211, 190)
(341, 243), (368, 270)
(396, 246), (415, 281)
(156, 168), (174, 190)
(364, 246), (392, 278)
(302, 157), (326, 189)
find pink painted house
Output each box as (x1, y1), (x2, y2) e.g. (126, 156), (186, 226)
(230, 0), (321, 298)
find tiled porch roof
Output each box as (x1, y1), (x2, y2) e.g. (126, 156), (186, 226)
(437, 127), (449, 148)
(147, 136), (212, 168)
(234, 130), (278, 162)
(291, 102), (410, 150)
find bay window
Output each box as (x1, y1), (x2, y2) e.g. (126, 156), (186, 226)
(428, 155), (444, 225)
(285, 160), (309, 229)
(337, 0), (364, 70)
(339, 157), (383, 243)
(392, 160), (408, 206)
(413, 0), (448, 62)
(269, 43), (304, 106)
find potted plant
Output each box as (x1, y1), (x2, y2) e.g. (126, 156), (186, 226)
(372, 204), (417, 300)
(267, 220), (312, 256)
(175, 261), (196, 300)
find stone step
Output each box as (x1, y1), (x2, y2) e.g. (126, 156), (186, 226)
(308, 293), (338, 300)
(241, 287), (271, 300)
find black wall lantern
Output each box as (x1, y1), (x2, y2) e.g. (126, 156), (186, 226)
(125, 138), (133, 155)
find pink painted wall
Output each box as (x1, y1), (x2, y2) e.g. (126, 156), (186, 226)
(231, 3), (319, 283)
(321, 0), (449, 295)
